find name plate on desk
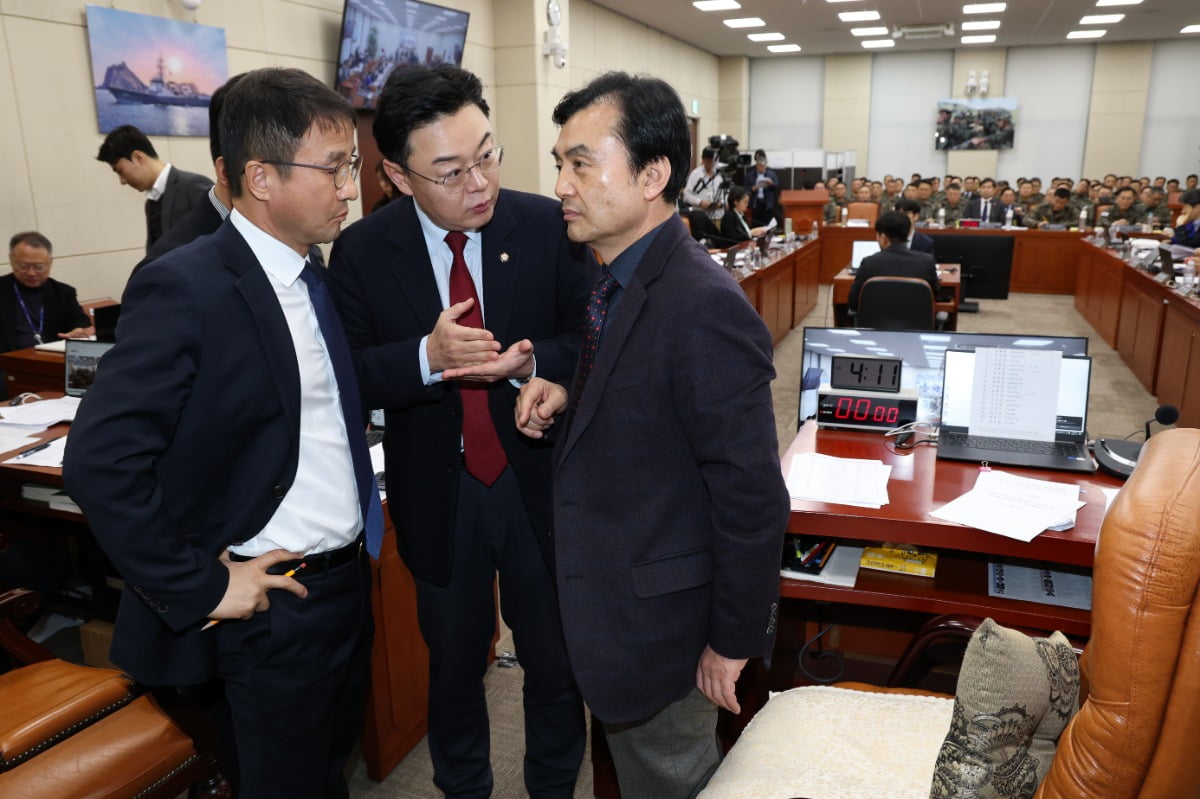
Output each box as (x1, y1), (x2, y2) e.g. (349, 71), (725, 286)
(816, 387), (918, 431)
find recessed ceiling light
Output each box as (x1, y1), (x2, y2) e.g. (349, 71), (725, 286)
(963, 3), (1005, 13)
(768, 44), (803, 52)
(961, 34), (997, 43)
(826, 0), (864, 3)
(1183, 24), (1200, 34)
(839, 10), (881, 22)
(850, 26), (889, 36)
(748, 32), (785, 41)
(723, 17), (765, 28)
(1067, 29), (1106, 38)
(1081, 14), (1124, 24)
(861, 38), (895, 48)
(1095, 0), (1141, 6)
(961, 20), (1001, 30)
(692, 0), (740, 10)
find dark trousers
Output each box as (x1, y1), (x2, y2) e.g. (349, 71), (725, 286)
(214, 553), (372, 799)
(414, 467), (585, 799)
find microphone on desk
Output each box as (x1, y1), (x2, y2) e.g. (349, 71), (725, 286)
(1095, 404), (1180, 480)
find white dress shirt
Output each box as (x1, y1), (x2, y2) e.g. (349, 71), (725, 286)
(146, 163), (173, 201)
(227, 210), (361, 557)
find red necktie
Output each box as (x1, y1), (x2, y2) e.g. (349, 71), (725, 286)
(445, 231), (508, 486)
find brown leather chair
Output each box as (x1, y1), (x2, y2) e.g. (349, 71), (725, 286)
(0, 589), (229, 797)
(700, 427), (1200, 798)
(846, 201), (879, 224)
(856, 275), (939, 331)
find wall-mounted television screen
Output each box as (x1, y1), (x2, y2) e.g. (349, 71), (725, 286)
(336, 0), (469, 110)
(934, 96), (1017, 151)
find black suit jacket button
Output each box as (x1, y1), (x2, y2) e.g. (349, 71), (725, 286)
(272, 484), (285, 499)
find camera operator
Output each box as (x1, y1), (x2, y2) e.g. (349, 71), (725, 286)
(681, 147), (726, 242)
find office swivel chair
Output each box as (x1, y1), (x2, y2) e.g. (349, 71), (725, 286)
(855, 276), (940, 331)
(845, 202), (879, 224)
(700, 427), (1200, 799)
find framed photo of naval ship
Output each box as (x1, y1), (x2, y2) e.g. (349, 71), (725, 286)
(85, 5), (228, 137)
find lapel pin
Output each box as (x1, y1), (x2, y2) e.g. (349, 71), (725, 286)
(499, 252), (510, 263)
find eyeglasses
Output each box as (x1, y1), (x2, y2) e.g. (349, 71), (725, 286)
(405, 146), (504, 194)
(12, 263), (49, 274)
(260, 153), (362, 189)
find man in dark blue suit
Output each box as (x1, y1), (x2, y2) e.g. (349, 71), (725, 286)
(965, 178), (1004, 223)
(896, 198), (936, 254)
(848, 211), (940, 312)
(327, 65), (590, 798)
(509, 72), (789, 799)
(65, 68), (376, 799)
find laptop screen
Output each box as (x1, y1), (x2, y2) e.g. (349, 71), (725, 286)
(64, 340), (115, 397)
(941, 348), (1091, 442)
(851, 240), (880, 271)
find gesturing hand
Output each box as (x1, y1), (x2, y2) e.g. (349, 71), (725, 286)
(208, 549), (307, 621)
(426, 298), (501, 374)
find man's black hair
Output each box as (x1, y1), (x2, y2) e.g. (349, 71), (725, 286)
(875, 210), (911, 242)
(96, 125), (157, 165)
(373, 65), (490, 169)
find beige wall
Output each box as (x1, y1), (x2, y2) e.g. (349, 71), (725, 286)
(1081, 42), (1154, 178)
(822, 55), (872, 175)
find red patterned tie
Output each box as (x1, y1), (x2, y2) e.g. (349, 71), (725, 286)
(445, 231), (508, 486)
(570, 267), (619, 412)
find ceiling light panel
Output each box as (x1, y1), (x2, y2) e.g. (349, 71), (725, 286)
(839, 10), (881, 22)
(1067, 29), (1106, 38)
(768, 44), (802, 52)
(723, 17), (765, 28)
(692, 0), (740, 10)
(963, 3), (1006, 13)
(1183, 25), (1200, 34)
(961, 34), (997, 43)
(748, 32), (785, 41)
(861, 38), (895, 48)
(961, 20), (1001, 30)
(1095, 0), (1141, 6)
(851, 26), (889, 36)
(1080, 14), (1124, 24)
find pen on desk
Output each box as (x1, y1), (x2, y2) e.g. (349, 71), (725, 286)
(201, 562), (307, 631)
(13, 440), (53, 460)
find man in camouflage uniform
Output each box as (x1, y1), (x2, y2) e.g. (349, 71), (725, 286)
(1143, 187), (1171, 228)
(938, 183), (969, 226)
(1025, 188), (1079, 228)
(1103, 186), (1147, 228)
(823, 182), (849, 223)
(916, 180), (938, 221)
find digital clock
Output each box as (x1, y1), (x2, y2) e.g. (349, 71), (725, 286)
(830, 355), (903, 393)
(816, 387), (919, 431)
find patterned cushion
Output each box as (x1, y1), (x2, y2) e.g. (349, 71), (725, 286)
(929, 618), (1080, 799)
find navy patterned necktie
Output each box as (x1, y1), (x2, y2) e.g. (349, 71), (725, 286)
(298, 262), (384, 558)
(570, 267), (619, 411)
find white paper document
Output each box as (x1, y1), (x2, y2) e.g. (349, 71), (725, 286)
(787, 453), (891, 509)
(0, 428), (39, 454)
(3, 435), (68, 467)
(781, 545), (863, 588)
(0, 397), (81, 430)
(929, 469), (1084, 542)
(988, 561), (1092, 610)
(969, 348), (1061, 441)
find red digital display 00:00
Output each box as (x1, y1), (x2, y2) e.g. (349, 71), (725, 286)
(833, 397), (900, 424)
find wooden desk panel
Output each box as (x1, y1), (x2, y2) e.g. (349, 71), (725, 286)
(733, 242), (821, 345)
(780, 190), (827, 237)
(1074, 243), (1124, 347)
(0, 348), (65, 398)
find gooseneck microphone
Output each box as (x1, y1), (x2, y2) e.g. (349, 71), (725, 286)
(1096, 404), (1180, 480)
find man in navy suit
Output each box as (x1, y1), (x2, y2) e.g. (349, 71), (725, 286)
(895, 198), (936, 254)
(65, 68), (375, 799)
(848, 211), (940, 312)
(965, 178), (1003, 223)
(327, 65), (590, 798)
(509, 72), (789, 799)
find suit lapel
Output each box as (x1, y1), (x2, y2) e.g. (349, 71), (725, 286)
(385, 198), (444, 334)
(557, 216), (683, 465)
(218, 223), (301, 431)
(160, 168), (181, 225)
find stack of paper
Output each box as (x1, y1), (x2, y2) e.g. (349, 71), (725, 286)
(2, 435), (68, 467)
(930, 470), (1085, 542)
(0, 397), (81, 431)
(786, 453), (892, 509)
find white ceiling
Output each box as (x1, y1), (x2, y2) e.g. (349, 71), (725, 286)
(587, 0), (1199, 58)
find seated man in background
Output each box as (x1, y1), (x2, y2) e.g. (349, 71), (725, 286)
(1, 232), (90, 353)
(1024, 187), (1077, 229)
(1171, 189), (1200, 250)
(848, 211), (938, 313)
(965, 178), (1002, 223)
(823, 182), (849, 223)
(1143, 187), (1171, 228)
(938, 183), (968, 225)
(894, 198), (935, 254)
(1104, 186), (1146, 228)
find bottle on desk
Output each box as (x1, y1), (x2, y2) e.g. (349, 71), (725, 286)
(840, 206), (849, 225)
(1144, 215), (1154, 234)
(1079, 207), (1089, 231)
(1004, 207), (1014, 228)
(937, 207), (946, 227)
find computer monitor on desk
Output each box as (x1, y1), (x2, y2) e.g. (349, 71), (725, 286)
(798, 327), (1089, 427)
(849, 240), (880, 272)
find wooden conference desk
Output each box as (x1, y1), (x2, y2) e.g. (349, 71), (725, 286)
(831, 265), (961, 330)
(0, 424), (429, 782)
(732, 236), (821, 345)
(816, 223), (1087, 292)
(0, 347), (64, 398)
(771, 423), (1121, 689)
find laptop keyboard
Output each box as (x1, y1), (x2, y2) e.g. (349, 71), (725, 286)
(942, 434), (1080, 457)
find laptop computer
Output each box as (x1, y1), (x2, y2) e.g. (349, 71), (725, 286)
(849, 240), (880, 273)
(92, 304), (121, 343)
(937, 348), (1095, 473)
(64, 340), (115, 397)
